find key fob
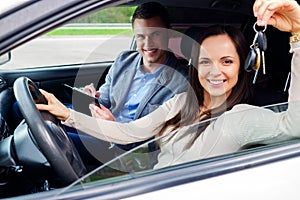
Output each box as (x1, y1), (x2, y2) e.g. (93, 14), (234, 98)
(257, 31), (267, 51)
(253, 47), (261, 71)
(244, 48), (257, 72)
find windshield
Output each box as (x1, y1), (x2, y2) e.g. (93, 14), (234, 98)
(56, 101), (292, 196)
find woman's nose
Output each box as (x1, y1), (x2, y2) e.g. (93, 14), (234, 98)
(210, 63), (221, 75)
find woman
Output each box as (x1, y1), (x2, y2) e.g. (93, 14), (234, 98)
(36, 0), (300, 169)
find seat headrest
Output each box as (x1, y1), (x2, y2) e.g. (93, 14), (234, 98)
(180, 27), (204, 60)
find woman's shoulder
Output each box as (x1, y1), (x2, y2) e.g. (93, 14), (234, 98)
(229, 104), (260, 113)
(167, 92), (187, 106)
(161, 92), (187, 116)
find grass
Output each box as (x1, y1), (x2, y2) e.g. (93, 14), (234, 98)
(46, 29), (132, 36)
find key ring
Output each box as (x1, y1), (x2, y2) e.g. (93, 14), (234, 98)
(253, 22), (267, 32)
(250, 22), (267, 48)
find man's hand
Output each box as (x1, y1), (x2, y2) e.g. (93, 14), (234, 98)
(89, 104), (116, 121)
(82, 83), (100, 98)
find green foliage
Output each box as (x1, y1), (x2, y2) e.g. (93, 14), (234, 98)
(72, 6), (136, 23)
(46, 29), (133, 36)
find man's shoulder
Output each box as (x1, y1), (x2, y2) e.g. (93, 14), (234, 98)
(116, 50), (140, 60)
(111, 50), (141, 72)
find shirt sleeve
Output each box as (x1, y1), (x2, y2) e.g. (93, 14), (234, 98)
(228, 41), (300, 147)
(62, 92), (186, 144)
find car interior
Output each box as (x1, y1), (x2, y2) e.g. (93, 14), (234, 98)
(0, 0), (297, 198)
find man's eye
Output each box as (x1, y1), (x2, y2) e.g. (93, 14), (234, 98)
(136, 35), (144, 39)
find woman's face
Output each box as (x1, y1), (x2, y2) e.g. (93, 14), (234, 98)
(198, 34), (240, 103)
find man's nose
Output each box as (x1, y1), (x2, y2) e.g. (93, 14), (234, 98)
(144, 36), (154, 47)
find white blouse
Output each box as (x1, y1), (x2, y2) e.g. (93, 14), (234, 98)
(63, 42), (300, 169)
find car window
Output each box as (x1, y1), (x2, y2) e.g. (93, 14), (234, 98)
(53, 101), (297, 196)
(0, 6), (134, 69)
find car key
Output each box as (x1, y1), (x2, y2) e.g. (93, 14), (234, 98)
(257, 29), (267, 74)
(244, 29), (259, 72)
(252, 47), (261, 84)
(244, 48), (257, 72)
(245, 22), (267, 84)
(253, 47), (261, 71)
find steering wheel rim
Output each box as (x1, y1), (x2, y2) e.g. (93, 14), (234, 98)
(13, 76), (86, 184)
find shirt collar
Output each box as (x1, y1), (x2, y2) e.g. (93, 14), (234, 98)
(137, 53), (170, 77)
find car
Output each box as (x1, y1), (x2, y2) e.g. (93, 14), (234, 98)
(0, 0), (299, 199)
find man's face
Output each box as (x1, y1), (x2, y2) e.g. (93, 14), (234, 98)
(133, 16), (170, 67)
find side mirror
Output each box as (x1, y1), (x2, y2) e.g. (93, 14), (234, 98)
(0, 52), (11, 65)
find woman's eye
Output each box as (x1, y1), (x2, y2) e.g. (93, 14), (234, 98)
(199, 60), (210, 65)
(223, 60), (233, 65)
(154, 32), (160, 37)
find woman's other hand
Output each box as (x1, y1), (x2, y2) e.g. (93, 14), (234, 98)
(36, 89), (70, 121)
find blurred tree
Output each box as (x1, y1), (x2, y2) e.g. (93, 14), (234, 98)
(72, 6), (136, 23)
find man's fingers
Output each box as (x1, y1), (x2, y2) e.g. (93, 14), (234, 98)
(99, 104), (109, 111)
(89, 104), (115, 120)
(95, 91), (100, 98)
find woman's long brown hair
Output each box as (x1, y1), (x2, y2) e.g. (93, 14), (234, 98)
(158, 25), (254, 136)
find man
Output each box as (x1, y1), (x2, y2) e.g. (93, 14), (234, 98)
(84, 2), (187, 123)
(79, 1), (188, 155)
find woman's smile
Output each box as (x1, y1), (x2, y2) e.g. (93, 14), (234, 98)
(206, 79), (226, 87)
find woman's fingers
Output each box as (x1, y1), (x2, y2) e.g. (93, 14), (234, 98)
(36, 103), (49, 111)
(37, 89), (70, 121)
(254, 0), (281, 26)
(253, 0), (300, 33)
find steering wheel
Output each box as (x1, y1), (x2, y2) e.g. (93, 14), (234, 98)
(13, 76), (86, 184)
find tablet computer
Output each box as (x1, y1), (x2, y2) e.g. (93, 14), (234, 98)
(64, 84), (100, 115)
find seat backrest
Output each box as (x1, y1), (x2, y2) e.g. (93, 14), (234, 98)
(180, 27), (204, 61)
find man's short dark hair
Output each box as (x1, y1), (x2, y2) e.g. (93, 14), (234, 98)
(131, 2), (170, 28)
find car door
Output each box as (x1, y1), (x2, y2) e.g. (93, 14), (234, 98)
(0, 0), (133, 129)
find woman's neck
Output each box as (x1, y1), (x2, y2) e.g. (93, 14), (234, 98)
(198, 94), (227, 121)
(203, 95), (227, 110)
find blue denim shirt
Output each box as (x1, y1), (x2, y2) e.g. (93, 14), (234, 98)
(115, 57), (168, 122)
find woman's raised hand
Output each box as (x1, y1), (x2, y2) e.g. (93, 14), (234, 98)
(253, 0), (300, 34)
